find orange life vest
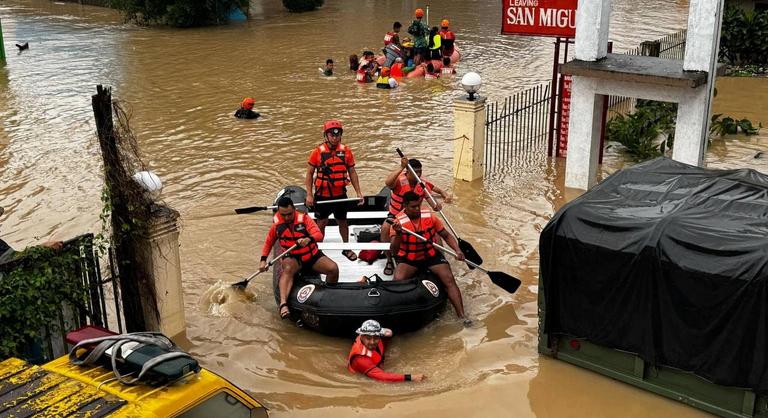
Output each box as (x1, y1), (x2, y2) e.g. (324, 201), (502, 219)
(347, 336), (385, 373)
(395, 210), (438, 261)
(314, 142), (351, 197)
(273, 211), (319, 262)
(389, 173), (431, 216)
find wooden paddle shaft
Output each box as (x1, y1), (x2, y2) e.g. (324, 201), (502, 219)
(398, 224), (486, 272)
(245, 244), (298, 281)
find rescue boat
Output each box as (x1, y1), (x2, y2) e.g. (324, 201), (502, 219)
(271, 186), (447, 337)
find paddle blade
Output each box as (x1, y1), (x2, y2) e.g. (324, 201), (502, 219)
(458, 238), (482, 269)
(488, 271), (521, 294)
(231, 279), (249, 290)
(234, 206), (268, 215)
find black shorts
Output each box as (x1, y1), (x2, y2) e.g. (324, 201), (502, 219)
(314, 193), (348, 221)
(395, 252), (448, 270)
(291, 250), (325, 275)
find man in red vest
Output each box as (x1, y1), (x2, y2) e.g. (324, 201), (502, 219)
(390, 191), (466, 319)
(380, 156), (452, 276)
(260, 197), (339, 319)
(305, 119), (364, 261)
(348, 319), (426, 382)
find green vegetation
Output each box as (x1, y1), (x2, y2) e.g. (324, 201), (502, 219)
(606, 100), (677, 161)
(282, 0), (324, 13)
(710, 114), (762, 136)
(111, 0), (248, 27)
(720, 3), (768, 71)
(0, 243), (88, 359)
(606, 101), (761, 161)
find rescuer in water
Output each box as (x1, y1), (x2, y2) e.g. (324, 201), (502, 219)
(347, 319), (426, 382)
(234, 97), (260, 119)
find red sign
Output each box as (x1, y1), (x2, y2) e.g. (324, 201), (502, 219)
(557, 74), (572, 157)
(501, 0), (577, 38)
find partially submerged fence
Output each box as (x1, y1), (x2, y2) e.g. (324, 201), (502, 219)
(0, 234), (124, 363)
(481, 29), (687, 173)
(484, 83), (551, 173)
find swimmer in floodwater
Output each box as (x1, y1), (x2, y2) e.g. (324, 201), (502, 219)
(234, 97), (260, 119)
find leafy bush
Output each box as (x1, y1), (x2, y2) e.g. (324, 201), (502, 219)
(719, 3), (768, 66)
(283, 0), (324, 13)
(606, 100), (677, 161)
(0, 245), (88, 359)
(111, 0), (249, 27)
(710, 114), (762, 136)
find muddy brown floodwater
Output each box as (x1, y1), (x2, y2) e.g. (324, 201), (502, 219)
(1, 0), (765, 416)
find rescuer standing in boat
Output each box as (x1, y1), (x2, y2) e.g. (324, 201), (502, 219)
(304, 120), (363, 262)
(348, 319), (426, 382)
(390, 192), (467, 319)
(260, 197), (340, 319)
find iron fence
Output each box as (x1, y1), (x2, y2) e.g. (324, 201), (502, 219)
(484, 83), (551, 172)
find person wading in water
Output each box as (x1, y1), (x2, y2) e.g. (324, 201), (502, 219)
(348, 319), (426, 382)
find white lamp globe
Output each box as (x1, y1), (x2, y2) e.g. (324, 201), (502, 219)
(461, 72), (482, 100)
(133, 171), (163, 200)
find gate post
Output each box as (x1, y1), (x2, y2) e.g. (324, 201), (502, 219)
(452, 96), (486, 181)
(0, 17), (6, 62)
(139, 204), (187, 339)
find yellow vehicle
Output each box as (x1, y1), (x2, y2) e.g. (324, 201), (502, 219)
(0, 333), (268, 417)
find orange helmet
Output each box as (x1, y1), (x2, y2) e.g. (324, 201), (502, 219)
(415, 8), (424, 18)
(241, 97), (255, 110)
(323, 119), (343, 134)
(380, 67), (391, 77)
(441, 19), (450, 28)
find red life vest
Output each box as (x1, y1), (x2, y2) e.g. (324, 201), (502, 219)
(356, 68), (368, 82)
(314, 142), (351, 197)
(395, 210), (438, 261)
(424, 72), (439, 80)
(273, 211), (319, 262)
(391, 63), (404, 79)
(347, 336), (385, 373)
(439, 30), (456, 56)
(389, 173), (431, 216)
(384, 31), (396, 46)
(441, 66), (455, 75)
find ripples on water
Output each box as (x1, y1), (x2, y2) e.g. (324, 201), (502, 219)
(2, 0), (757, 416)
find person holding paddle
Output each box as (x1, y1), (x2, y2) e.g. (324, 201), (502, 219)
(380, 156), (452, 276)
(305, 119), (363, 261)
(260, 197), (339, 319)
(389, 191), (467, 320)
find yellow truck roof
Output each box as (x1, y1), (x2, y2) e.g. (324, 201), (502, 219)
(0, 356), (265, 417)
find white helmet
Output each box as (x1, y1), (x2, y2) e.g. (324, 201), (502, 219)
(355, 319), (392, 337)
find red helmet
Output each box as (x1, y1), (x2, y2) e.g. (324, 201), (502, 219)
(415, 8), (424, 18)
(323, 119), (343, 134)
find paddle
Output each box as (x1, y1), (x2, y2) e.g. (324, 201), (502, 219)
(231, 244), (298, 289)
(387, 220), (521, 294)
(395, 148), (483, 269)
(223, 197), (363, 216)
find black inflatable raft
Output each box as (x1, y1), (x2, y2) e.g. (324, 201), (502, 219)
(271, 186), (447, 337)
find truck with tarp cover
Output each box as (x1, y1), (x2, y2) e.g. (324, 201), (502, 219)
(539, 158), (768, 418)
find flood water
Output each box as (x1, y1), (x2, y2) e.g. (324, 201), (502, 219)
(0, 0), (765, 416)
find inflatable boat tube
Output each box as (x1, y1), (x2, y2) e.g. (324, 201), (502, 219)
(271, 186), (448, 336)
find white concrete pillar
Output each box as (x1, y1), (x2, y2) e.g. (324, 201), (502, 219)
(684, 0), (724, 71)
(574, 0), (612, 61)
(141, 205), (186, 339)
(452, 97), (486, 182)
(672, 87), (709, 166)
(565, 77), (605, 190)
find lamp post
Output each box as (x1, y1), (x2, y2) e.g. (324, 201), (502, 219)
(460, 72), (482, 101)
